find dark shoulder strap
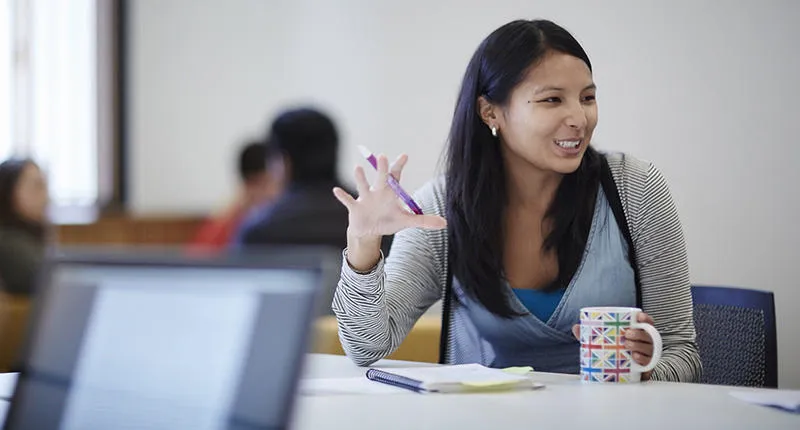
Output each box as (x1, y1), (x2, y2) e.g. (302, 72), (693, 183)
(438, 251), (453, 364)
(599, 155), (642, 308)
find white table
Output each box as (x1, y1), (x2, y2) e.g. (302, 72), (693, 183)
(0, 356), (796, 429)
(291, 354), (799, 430)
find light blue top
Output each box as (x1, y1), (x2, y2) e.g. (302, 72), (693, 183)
(447, 187), (637, 374)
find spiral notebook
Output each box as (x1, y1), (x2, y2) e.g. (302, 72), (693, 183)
(365, 364), (543, 394)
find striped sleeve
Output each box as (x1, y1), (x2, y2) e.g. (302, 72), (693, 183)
(608, 153), (703, 382)
(331, 179), (448, 366)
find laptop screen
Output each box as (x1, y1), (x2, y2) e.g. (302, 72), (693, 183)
(4, 258), (326, 430)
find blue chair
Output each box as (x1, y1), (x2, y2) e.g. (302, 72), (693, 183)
(691, 285), (778, 388)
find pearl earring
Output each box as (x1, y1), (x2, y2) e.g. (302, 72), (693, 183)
(491, 126), (497, 137)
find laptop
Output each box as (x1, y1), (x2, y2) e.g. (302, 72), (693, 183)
(1, 246), (340, 430)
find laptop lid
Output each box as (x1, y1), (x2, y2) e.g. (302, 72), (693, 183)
(3, 246), (339, 430)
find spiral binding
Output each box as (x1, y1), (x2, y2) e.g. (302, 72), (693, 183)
(365, 369), (427, 393)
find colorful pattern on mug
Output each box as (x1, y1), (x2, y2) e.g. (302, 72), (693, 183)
(580, 309), (635, 383)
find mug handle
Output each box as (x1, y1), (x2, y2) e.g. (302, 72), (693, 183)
(630, 321), (662, 373)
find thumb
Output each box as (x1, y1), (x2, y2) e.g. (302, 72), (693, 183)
(409, 214), (447, 230)
(572, 324), (580, 340)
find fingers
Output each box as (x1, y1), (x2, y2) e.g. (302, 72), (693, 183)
(332, 187), (356, 210)
(624, 325), (653, 365)
(624, 328), (652, 344)
(571, 324), (580, 341)
(632, 352), (651, 366)
(628, 340), (653, 365)
(356, 153), (404, 192)
(626, 313), (655, 362)
(625, 327), (653, 365)
(389, 154), (408, 181)
(626, 338), (653, 356)
(407, 214), (447, 230)
(637, 312), (655, 325)
(354, 166), (370, 196)
(374, 155), (390, 190)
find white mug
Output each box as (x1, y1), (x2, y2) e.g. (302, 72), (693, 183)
(579, 307), (663, 383)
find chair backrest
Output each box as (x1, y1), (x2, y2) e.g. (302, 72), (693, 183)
(1, 277), (29, 371)
(0, 292), (32, 372)
(691, 285), (777, 388)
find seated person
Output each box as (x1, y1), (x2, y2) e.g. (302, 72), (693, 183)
(234, 107), (391, 254)
(330, 19), (701, 382)
(189, 140), (281, 253)
(0, 158), (50, 296)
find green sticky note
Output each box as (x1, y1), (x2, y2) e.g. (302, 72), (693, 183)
(501, 366), (534, 375)
(461, 380), (524, 391)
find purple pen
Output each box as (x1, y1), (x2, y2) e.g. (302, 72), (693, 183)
(358, 145), (424, 215)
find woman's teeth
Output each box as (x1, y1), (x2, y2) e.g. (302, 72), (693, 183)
(556, 139), (581, 149)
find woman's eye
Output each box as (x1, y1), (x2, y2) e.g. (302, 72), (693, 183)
(583, 95), (597, 102)
(538, 97), (561, 103)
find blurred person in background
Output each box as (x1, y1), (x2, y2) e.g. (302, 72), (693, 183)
(234, 107), (392, 254)
(189, 140), (282, 253)
(0, 158), (50, 295)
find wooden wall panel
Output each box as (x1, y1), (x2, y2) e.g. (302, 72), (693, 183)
(55, 216), (206, 246)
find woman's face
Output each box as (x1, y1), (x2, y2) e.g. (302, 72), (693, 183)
(14, 163), (49, 223)
(491, 51), (598, 175)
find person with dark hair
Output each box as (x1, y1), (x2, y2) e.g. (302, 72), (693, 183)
(331, 19), (701, 382)
(189, 140), (281, 253)
(234, 107), (392, 254)
(0, 158), (49, 295)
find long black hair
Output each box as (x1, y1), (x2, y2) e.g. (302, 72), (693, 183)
(0, 158), (46, 241)
(445, 19), (601, 318)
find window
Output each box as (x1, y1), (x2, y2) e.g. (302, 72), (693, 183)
(2, 0), (115, 223)
(0, 0), (12, 160)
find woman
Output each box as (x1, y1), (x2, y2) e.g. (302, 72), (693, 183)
(0, 158), (49, 295)
(331, 19), (701, 382)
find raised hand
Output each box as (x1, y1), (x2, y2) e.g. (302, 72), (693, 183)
(332, 153), (446, 271)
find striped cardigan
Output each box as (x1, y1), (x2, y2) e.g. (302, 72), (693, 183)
(332, 152), (702, 382)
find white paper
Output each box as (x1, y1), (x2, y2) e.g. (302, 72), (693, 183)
(730, 390), (800, 412)
(299, 378), (407, 396)
(381, 364), (531, 384)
